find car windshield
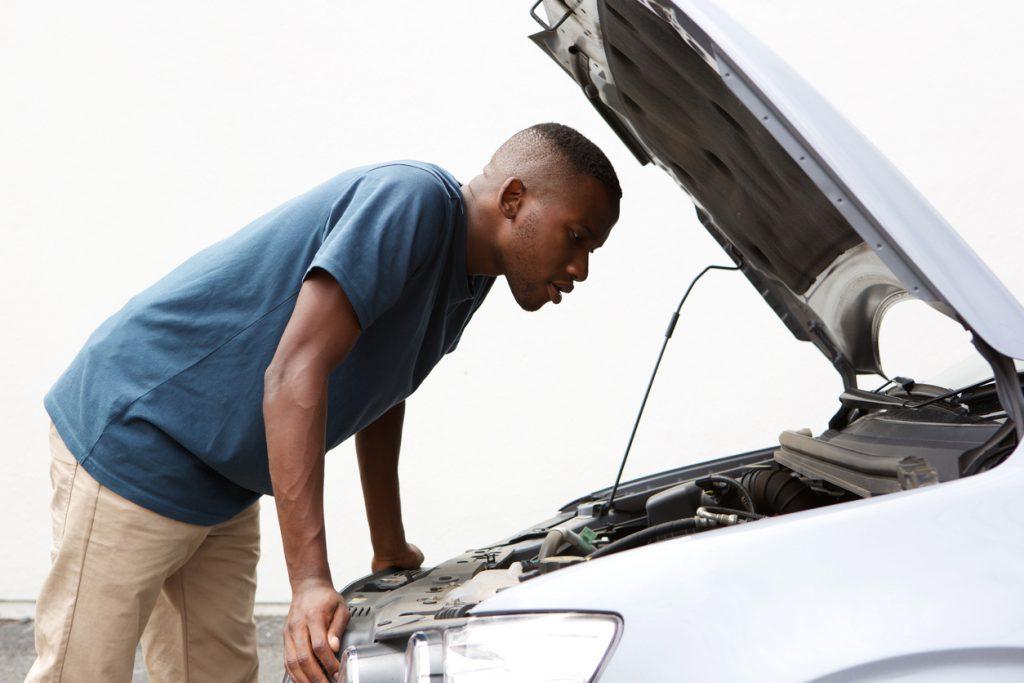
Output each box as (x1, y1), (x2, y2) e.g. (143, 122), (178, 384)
(874, 297), (1022, 392)
(923, 352), (1024, 392)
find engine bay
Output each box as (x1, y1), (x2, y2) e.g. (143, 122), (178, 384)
(327, 375), (1018, 677)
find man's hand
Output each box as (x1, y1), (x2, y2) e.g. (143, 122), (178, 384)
(284, 578), (349, 683)
(371, 541), (424, 573)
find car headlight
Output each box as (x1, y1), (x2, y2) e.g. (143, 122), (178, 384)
(337, 641), (407, 683)
(338, 646), (360, 683)
(405, 612), (621, 683)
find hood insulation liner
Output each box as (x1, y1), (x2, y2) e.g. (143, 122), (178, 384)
(600, 0), (862, 294)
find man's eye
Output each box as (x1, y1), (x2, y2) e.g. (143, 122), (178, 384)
(569, 230), (580, 241)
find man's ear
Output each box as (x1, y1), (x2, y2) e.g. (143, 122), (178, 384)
(498, 177), (525, 219)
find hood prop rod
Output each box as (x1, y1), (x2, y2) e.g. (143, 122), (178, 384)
(603, 259), (742, 515)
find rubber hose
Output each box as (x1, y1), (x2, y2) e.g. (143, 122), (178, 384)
(739, 468), (818, 516)
(589, 518), (699, 559)
(697, 474), (756, 513)
(539, 528), (594, 561)
(538, 530), (564, 561)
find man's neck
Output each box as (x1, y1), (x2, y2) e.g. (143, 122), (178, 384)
(461, 179), (503, 277)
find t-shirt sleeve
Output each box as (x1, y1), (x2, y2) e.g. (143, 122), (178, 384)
(305, 165), (450, 330)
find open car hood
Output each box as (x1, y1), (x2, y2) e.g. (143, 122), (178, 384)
(530, 0), (1024, 381)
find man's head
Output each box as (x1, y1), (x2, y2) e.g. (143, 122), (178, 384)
(468, 122), (621, 311)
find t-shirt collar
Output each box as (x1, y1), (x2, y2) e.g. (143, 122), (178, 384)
(454, 186), (477, 302)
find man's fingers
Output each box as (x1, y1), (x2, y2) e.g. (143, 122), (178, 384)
(284, 630), (312, 683)
(328, 600), (351, 652)
(292, 623), (330, 683)
(309, 617), (341, 677)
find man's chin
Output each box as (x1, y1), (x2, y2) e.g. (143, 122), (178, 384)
(519, 299), (546, 312)
(508, 282), (548, 312)
(511, 290), (547, 312)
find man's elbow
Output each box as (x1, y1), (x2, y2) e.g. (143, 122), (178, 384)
(263, 361), (286, 410)
(263, 359), (323, 413)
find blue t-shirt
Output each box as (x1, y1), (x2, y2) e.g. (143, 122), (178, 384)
(45, 161), (494, 525)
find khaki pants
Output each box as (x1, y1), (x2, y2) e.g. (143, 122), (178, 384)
(27, 424), (261, 683)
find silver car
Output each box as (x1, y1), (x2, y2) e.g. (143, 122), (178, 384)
(311, 1), (1024, 681)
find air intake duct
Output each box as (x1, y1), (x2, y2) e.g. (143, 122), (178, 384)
(739, 468), (818, 515)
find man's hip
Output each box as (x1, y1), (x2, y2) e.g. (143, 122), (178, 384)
(26, 423), (261, 683)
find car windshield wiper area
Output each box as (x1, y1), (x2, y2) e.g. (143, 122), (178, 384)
(860, 372), (1024, 416)
(839, 388), (908, 411)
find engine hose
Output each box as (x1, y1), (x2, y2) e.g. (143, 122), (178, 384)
(698, 505), (765, 521)
(538, 528), (595, 561)
(538, 530), (563, 561)
(739, 468), (818, 516)
(589, 518), (700, 559)
(695, 474), (756, 513)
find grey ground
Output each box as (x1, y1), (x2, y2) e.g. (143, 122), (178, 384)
(0, 616), (287, 682)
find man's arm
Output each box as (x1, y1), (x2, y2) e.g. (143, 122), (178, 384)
(354, 400), (425, 572)
(264, 269), (360, 683)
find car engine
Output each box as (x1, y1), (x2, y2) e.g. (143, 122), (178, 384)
(303, 375), (1017, 680)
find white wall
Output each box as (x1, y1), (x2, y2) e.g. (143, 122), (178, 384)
(2, 0), (1022, 604)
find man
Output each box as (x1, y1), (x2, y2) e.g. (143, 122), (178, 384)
(28, 122), (621, 683)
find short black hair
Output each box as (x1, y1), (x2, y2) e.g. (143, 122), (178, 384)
(497, 122), (622, 200)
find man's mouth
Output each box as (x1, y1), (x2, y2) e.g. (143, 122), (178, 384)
(547, 283), (561, 304)
(547, 282), (573, 304)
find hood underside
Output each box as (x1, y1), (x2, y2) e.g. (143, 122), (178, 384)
(531, 0), (1024, 379)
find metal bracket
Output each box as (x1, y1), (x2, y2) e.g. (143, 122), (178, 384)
(530, 0), (580, 32)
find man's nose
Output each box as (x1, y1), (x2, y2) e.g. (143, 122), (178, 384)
(567, 253), (589, 282)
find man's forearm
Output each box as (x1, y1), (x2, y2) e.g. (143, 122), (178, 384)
(263, 271), (362, 680)
(264, 367), (332, 587)
(355, 400), (408, 558)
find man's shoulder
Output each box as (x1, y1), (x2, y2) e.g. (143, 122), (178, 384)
(301, 161), (461, 220)
(352, 160), (461, 202)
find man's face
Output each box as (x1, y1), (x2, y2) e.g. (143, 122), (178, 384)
(502, 175), (619, 312)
